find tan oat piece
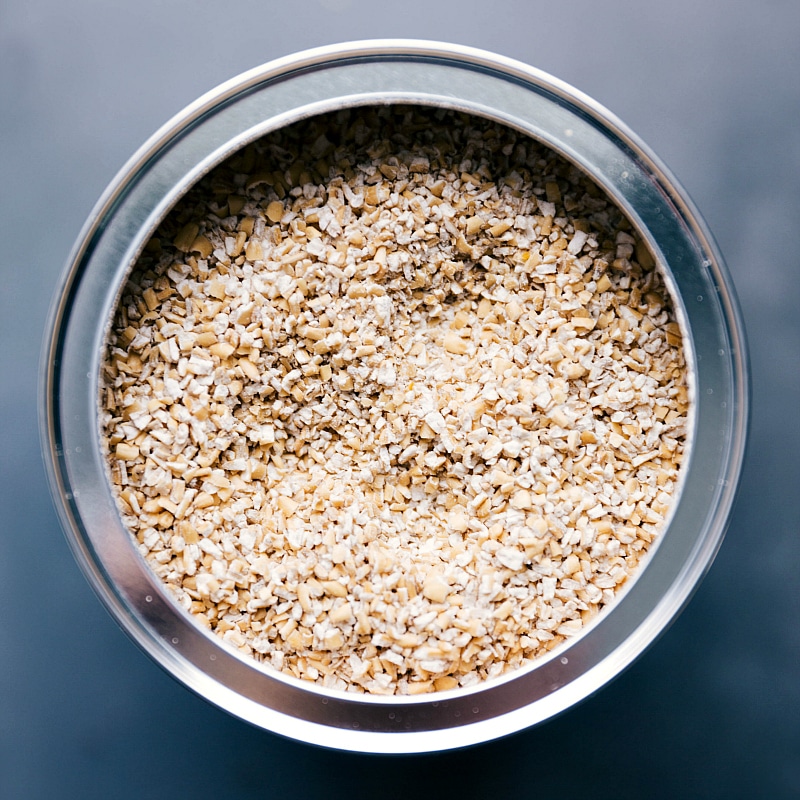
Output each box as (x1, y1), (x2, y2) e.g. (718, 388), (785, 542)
(101, 106), (689, 695)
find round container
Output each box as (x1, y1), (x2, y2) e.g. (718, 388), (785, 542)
(41, 40), (748, 753)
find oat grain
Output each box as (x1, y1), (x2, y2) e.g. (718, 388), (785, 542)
(101, 107), (689, 694)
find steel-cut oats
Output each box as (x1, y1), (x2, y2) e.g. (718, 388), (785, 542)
(101, 107), (689, 694)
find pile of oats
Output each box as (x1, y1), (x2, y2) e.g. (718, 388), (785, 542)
(101, 107), (689, 695)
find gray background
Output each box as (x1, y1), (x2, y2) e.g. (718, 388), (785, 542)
(1, 1), (798, 797)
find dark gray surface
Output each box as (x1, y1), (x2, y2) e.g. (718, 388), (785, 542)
(1, 1), (798, 798)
